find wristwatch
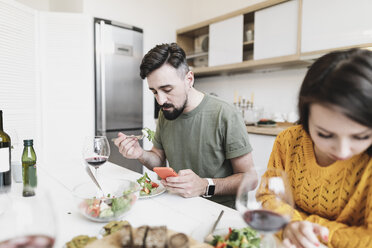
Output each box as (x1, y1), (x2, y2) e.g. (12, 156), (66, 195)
(203, 178), (215, 198)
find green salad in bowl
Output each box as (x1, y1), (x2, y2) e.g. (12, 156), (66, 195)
(211, 227), (261, 248)
(73, 178), (140, 222)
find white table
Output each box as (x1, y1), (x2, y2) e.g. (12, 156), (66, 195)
(34, 161), (247, 247)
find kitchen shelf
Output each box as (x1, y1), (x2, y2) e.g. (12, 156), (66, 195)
(243, 11), (254, 62)
(192, 54), (313, 77)
(177, 25), (209, 68)
(243, 41), (254, 46)
(186, 52), (208, 59)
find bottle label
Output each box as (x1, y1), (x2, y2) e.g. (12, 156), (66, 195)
(28, 163), (37, 187)
(0, 147), (10, 173)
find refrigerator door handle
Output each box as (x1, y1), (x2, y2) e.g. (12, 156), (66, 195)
(96, 20), (107, 135)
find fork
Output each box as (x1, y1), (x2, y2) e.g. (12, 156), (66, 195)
(204, 210), (224, 243)
(84, 165), (105, 197)
(111, 134), (145, 142)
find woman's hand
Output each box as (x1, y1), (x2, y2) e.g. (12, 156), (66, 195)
(282, 221), (329, 248)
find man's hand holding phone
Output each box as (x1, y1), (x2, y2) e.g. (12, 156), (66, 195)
(153, 167), (178, 180)
(155, 168), (209, 198)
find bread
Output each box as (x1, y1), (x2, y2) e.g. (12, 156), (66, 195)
(103, 220), (130, 236)
(145, 226), (167, 248)
(169, 233), (189, 248)
(69, 220), (211, 248)
(65, 235), (97, 248)
(133, 225), (149, 248)
(85, 231), (122, 248)
(120, 224), (133, 248)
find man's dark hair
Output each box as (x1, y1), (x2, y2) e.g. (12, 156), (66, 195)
(140, 43), (189, 79)
(298, 48), (372, 155)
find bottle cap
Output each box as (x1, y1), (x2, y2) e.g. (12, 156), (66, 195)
(23, 139), (33, 146)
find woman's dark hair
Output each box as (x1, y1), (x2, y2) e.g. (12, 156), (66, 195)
(298, 48), (372, 155)
(140, 43), (189, 79)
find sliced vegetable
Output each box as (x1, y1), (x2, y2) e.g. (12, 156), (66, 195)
(210, 227), (260, 248)
(137, 173), (159, 196)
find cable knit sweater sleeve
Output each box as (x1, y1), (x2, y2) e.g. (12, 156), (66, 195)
(267, 126), (372, 248)
(266, 128), (309, 222)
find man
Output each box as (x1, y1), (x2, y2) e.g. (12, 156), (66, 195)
(114, 43), (257, 208)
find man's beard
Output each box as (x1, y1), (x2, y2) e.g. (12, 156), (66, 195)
(161, 98), (187, 120)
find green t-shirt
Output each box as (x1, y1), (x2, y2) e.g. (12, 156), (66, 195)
(153, 94), (252, 208)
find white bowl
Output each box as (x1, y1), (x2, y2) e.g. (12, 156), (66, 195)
(73, 178), (140, 222)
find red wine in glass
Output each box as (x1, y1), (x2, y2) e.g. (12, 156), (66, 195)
(243, 209), (289, 232)
(85, 156), (108, 168)
(0, 235), (54, 248)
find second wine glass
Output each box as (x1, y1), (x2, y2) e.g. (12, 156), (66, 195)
(236, 168), (294, 248)
(0, 188), (57, 247)
(82, 136), (110, 179)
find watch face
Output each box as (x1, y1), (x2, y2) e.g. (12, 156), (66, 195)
(207, 185), (215, 196)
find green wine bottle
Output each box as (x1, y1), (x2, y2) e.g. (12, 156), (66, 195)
(22, 139), (37, 197)
(0, 110), (11, 192)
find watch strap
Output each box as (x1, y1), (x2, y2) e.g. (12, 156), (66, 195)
(203, 178), (215, 198)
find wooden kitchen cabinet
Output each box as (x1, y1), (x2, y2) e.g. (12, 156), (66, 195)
(176, 0), (307, 77)
(209, 15), (243, 67)
(254, 0), (299, 60)
(176, 0), (372, 77)
(301, 0), (372, 55)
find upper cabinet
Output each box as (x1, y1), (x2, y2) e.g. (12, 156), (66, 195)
(254, 0), (299, 60)
(301, 0), (372, 54)
(176, 0), (372, 77)
(209, 15), (243, 66)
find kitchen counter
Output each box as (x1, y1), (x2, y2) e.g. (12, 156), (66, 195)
(246, 122), (294, 136)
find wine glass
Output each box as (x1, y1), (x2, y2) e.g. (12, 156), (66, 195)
(236, 168), (294, 248)
(0, 188), (57, 247)
(82, 136), (110, 179)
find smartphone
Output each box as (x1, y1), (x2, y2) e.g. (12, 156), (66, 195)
(153, 167), (178, 180)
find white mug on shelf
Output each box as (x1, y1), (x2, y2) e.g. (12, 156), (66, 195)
(245, 30), (253, 42)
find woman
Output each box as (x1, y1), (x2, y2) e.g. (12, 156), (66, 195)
(266, 48), (372, 248)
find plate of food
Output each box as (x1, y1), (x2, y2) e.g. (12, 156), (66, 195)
(137, 173), (166, 199)
(65, 220), (212, 248)
(257, 119), (277, 127)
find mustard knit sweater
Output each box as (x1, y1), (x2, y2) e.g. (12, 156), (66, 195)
(268, 125), (372, 248)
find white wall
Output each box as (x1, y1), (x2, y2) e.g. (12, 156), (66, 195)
(49, 0), (83, 12)
(189, 0), (264, 24)
(15, 0), (49, 10)
(38, 12), (95, 165)
(195, 68), (306, 117)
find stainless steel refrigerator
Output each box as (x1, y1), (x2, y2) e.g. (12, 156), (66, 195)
(94, 18), (143, 173)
